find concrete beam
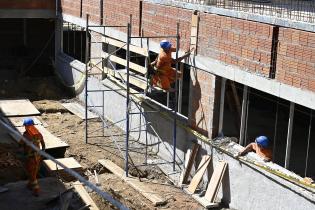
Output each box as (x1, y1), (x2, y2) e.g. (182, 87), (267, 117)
(145, 0), (315, 32)
(0, 9), (56, 18)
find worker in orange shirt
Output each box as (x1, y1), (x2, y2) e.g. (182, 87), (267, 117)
(150, 40), (194, 91)
(235, 136), (272, 162)
(20, 118), (45, 196)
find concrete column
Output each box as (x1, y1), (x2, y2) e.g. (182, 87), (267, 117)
(239, 85), (248, 146)
(285, 102), (295, 169)
(55, 17), (63, 59)
(218, 77), (226, 136)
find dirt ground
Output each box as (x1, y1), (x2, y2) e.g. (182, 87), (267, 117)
(0, 76), (205, 210)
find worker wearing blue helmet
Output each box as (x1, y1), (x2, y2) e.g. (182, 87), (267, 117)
(20, 117), (45, 196)
(236, 136), (272, 162)
(150, 40), (194, 91)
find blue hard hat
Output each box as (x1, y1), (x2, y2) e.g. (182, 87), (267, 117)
(160, 40), (172, 50)
(23, 118), (34, 126)
(255, 136), (269, 148)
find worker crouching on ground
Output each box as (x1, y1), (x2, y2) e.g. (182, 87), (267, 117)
(235, 136), (272, 162)
(19, 118), (45, 196)
(150, 40), (194, 91)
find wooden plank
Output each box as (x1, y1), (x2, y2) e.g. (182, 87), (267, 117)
(11, 125), (69, 150)
(73, 181), (100, 210)
(0, 99), (40, 117)
(204, 161), (227, 202)
(43, 158), (82, 171)
(182, 143), (200, 184)
(102, 36), (148, 56)
(191, 13), (199, 27)
(191, 194), (220, 209)
(61, 102), (98, 120)
(102, 52), (147, 74)
(43, 158), (83, 181)
(6, 116), (42, 127)
(187, 155), (211, 194)
(98, 159), (166, 206)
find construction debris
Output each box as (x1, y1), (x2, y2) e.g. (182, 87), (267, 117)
(73, 181), (100, 210)
(61, 102), (98, 120)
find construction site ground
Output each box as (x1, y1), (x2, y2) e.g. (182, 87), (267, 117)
(0, 76), (214, 210)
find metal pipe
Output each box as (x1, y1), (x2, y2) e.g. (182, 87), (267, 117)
(178, 63), (184, 113)
(285, 102), (295, 169)
(85, 14), (89, 144)
(173, 22), (180, 171)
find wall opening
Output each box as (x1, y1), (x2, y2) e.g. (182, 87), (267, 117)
(0, 19), (55, 79)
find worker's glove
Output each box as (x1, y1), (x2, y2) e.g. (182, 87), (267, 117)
(234, 152), (241, 159)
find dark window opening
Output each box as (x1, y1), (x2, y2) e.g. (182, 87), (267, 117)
(63, 21), (86, 63)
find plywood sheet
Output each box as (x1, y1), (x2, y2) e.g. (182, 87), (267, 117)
(73, 181), (100, 210)
(11, 124), (68, 150)
(43, 158), (82, 171)
(6, 116), (43, 127)
(98, 159), (166, 206)
(61, 103), (98, 119)
(0, 99), (40, 117)
(187, 155), (211, 193)
(204, 161), (227, 202)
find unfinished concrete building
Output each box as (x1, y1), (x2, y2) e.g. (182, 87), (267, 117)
(0, 0), (315, 209)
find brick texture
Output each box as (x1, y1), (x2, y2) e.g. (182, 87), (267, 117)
(198, 14), (274, 77)
(189, 69), (216, 137)
(142, 2), (192, 51)
(276, 28), (315, 91)
(0, 0), (55, 9)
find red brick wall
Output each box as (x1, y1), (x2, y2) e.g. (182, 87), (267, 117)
(198, 14), (274, 77)
(61, 0), (81, 17)
(104, 0), (140, 35)
(276, 28), (315, 91)
(0, 0), (55, 9)
(189, 69), (216, 137)
(142, 2), (192, 51)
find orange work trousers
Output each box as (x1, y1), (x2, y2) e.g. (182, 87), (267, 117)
(151, 67), (180, 90)
(25, 155), (41, 194)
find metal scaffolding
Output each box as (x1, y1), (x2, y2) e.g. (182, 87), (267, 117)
(84, 15), (181, 176)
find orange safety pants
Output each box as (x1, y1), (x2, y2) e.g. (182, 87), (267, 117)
(151, 67), (181, 90)
(25, 155), (41, 194)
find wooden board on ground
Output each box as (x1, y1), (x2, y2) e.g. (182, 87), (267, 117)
(73, 181), (100, 210)
(204, 161), (227, 202)
(61, 102), (98, 119)
(43, 158), (83, 181)
(191, 194), (220, 209)
(5, 116), (43, 127)
(98, 159), (167, 206)
(0, 99), (40, 117)
(187, 155), (211, 194)
(10, 124), (69, 150)
(182, 143), (200, 185)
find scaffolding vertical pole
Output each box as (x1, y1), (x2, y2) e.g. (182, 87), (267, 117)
(285, 102), (295, 169)
(173, 23), (180, 171)
(272, 101), (279, 162)
(85, 14), (90, 144)
(178, 63), (183, 113)
(125, 23), (131, 177)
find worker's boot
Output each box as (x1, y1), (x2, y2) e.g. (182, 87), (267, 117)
(32, 187), (40, 197)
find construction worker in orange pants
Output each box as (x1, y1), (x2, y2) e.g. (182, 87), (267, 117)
(150, 40), (194, 91)
(20, 118), (45, 196)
